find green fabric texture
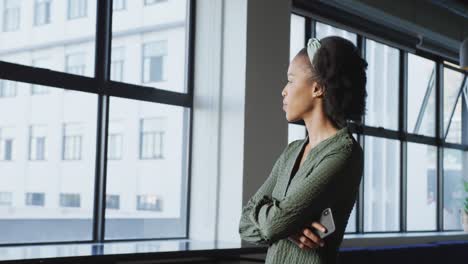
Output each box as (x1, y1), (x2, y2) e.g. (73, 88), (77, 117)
(239, 125), (364, 264)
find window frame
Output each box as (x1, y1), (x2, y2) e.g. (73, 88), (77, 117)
(0, 0), (195, 245)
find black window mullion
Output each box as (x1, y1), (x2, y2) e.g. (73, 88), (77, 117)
(305, 17), (312, 41)
(436, 60), (444, 231)
(462, 81), (468, 146)
(356, 35), (365, 234)
(399, 51), (408, 232)
(92, 0), (113, 243)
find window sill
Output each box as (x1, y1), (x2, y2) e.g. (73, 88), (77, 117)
(342, 231), (468, 248)
(0, 239), (262, 263)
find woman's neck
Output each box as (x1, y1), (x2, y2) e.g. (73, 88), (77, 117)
(302, 108), (339, 148)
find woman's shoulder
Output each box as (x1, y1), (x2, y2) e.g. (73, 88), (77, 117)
(322, 131), (362, 160)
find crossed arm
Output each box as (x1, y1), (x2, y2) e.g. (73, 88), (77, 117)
(238, 148), (350, 245)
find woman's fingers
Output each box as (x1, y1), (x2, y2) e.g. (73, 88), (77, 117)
(302, 227), (324, 247)
(311, 221), (327, 234)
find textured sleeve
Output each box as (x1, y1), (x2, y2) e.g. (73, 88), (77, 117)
(242, 148), (352, 245)
(238, 142), (293, 245)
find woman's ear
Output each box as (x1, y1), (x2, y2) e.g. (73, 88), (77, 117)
(312, 82), (325, 98)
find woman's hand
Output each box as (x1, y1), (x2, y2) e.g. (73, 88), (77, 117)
(288, 222), (327, 250)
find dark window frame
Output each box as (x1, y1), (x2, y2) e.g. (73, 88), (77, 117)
(0, 0), (195, 246)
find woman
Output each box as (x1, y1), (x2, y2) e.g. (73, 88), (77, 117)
(238, 36), (368, 264)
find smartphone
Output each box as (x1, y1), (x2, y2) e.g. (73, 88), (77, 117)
(315, 208), (335, 239)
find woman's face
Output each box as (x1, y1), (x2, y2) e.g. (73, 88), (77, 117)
(281, 55), (322, 122)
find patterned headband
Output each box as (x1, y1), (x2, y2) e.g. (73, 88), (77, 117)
(306, 38), (321, 66)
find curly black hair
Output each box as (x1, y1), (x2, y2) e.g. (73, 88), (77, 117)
(297, 36), (368, 128)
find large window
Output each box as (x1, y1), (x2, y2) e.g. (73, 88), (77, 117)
(0, 81), (97, 244)
(0, 0), (193, 244)
(289, 16), (468, 234)
(105, 98), (188, 240)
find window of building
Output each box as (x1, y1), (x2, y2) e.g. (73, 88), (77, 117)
(107, 121), (123, 160)
(140, 117), (165, 159)
(0, 80), (17, 97)
(106, 195), (120, 209)
(25, 192), (45, 206)
(113, 0), (126, 11)
(34, 0), (51, 26)
(136, 194), (162, 211)
(65, 52), (86, 76)
(142, 41), (167, 83)
(59, 193), (81, 208)
(29, 125), (47, 161)
(0, 192), (12, 206)
(67, 0), (87, 19)
(2, 0), (20, 32)
(0, 127), (14, 161)
(62, 123), (83, 160)
(110, 47), (124, 82)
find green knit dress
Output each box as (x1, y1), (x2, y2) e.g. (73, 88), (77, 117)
(238, 125), (364, 264)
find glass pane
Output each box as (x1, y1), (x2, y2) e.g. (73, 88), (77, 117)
(289, 14), (305, 61)
(0, 0), (97, 77)
(443, 68), (464, 137)
(0, 79), (97, 244)
(287, 14), (306, 143)
(443, 148), (467, 230)
(315, 21), (357, 45)
(105, 97), (189, 239)
(446, 95), (463, 144)
(364, 136), (400, 232)
(407, 143), (436, 231)
(407, 54), (436, 136)
(345, 203), (357, 233)
(365, 39), (399, 130)
(111, 0), (189, 92)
